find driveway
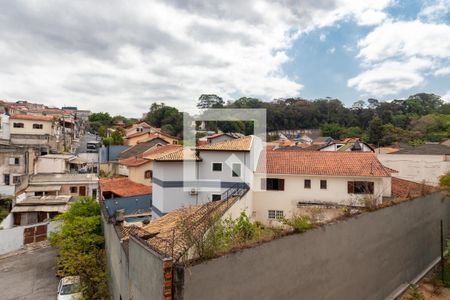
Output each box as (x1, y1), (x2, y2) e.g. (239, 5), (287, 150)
(0, 247), (59, 300)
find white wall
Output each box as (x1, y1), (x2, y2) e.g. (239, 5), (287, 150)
(10, 119), (54, 135)
(252, 174), (389, 224)
(35, 157), (67, 174)
(378, 154), (450, 186)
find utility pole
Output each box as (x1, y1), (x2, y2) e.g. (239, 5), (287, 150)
(62, 109), (66, 152)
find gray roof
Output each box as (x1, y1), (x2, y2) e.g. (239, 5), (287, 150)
(390, 143), (450, 155)
(118, 139), (168, 159)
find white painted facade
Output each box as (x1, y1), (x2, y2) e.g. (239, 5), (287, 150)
(320, 143), (373, 152)
(377, 153), (450, 186)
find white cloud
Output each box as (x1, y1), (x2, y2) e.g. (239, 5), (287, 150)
(349, 20), (450, 96)
(443, 90), (450, 102)
(328, 47), (336, 54)
(0, 0), (394, 116)
(419, 0), (450, 22)
(319, 33), (327, 42)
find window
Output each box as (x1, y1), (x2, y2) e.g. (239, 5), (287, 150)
(144, 170), (153, 179)
(12, 176), (20, 184)
(9, 157), (19, 165)
(268, 210), (284, 219)
(32, 123), (43, 129)
(304, 179), (311, 189)
(261, 178), (285, 191)
(348, 181), (374, 194)
(231, 163), (241, 177)
(13, 122), (24, 128)
(92, 188), (97, 199)
(70, 186), (78, 193)
(4, 174), (10, 185)
(212, 163), (222, 172)
(320, 180), (327, 189)
(211, 194), (222, 201)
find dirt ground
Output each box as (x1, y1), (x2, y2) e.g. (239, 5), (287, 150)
(400, 272), (450, 300)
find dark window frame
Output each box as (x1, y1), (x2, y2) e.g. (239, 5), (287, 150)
(348, 181), (374, 194)
(212, 163), (222, 172)
(262, 178), (285, 191)
(70, 186), (78, 193)
(304, 179), (311, 189)
(32, 123), (43, 129)
(13, 122), (24, 128)
(144, 170), (153, 179)
(231, 163), (241, 177)
(211, 194), (222, 201)
(320, 180), (327, 189)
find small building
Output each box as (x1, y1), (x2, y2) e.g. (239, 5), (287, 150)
(11, 195), (72, 226)
(125, 131), (178, 146)
(34, 154), (86, 174)
(26, 173), (99, 199)
(206, 132), (244, 144)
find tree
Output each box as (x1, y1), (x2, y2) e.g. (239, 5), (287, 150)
(368, 117), (384, 145)
(110, 128), (124, 145)
(88, 112), (112, 132)
(145, 103), (184, 137)
(197, 94), (224, 109)
(49, 198), (108, 299)
(320, 123), (344, 139)
(98, 126), (107, 138)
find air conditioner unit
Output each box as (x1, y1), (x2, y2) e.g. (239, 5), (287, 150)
(189, 188), (198, 195)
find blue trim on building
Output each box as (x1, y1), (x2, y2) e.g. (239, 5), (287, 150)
(104, 194), (152, 216)
(151, 205), (166, 218)
(152, 177), (248, 189)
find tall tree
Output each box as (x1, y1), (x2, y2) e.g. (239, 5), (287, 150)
(367, 117), (384, 145)
(197, 94), (224, 109)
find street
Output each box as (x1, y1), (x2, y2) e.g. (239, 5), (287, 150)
(75, 132), (99, 154)
(0, 247), (59, 300)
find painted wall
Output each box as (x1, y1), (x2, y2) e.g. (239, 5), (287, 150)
(180, 192), (450, 300)
(10, 119), (53, 135)
(127, 161), (152, 186)
(35, 157), (67, 174)
(378, 154), (450, 186)
(252, 174), (390, 224)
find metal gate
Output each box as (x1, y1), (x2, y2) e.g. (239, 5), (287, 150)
(23, 224), (48, 245)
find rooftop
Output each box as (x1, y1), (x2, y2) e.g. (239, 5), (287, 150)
(390, 177), (436, 200)
(100, 177), (152, 198)
(154, 147), (201, 161)
(257, 151), (393, 177)
(10, 114), (54, 121)
(16, 195), (73, 206)
(197, 135), (253, 152)
(119, 139), (169, 160)
(389, 143), (450, 155)
(29, 173), (99, 183)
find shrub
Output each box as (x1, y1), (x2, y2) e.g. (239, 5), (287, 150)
(439, 173), (450, 189)
(281, 214), (313, 232)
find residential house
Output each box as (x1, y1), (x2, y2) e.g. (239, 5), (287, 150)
(11, 195), (72, 226)
(34, 154), (86, 174)
(312, 136), (333, 145)
(252, 151), (393, 224)
(0, 142), (37, 196)
(118, 144), (181, 186)
(125, 131), (178, 146)
(319, 138), (374, 152)
(116, 139), (170, 176)
(25, 173), (99, 199)
(377, 143), (450, 186)
(151, 136), (263, 218)
(125, 121), (155, 137)
(205, 132), (244, 144)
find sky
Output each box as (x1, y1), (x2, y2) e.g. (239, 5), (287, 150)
(0, 0), (449, 117)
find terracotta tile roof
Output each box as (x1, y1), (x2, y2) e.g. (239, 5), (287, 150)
(257, 150), (392, 177)
(100, 177), (151, 197)
(391, 177), (436, 200)
(154, 147), (201, 161)
(126, 131), (147, 138)
(11, 114), (54, 121)
(143, 144), (182, 160)
(197, 135), (253, 152)
(118, 156), (149, 167)
(125, 196), (240, 260)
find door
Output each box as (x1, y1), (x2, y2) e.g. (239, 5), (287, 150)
(79, 186), (86, 196)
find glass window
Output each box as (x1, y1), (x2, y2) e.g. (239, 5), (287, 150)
(33, 124), (43, 129)
(212, 163), (222, 172)
(232, 163), (241, 177)
(13, 123), (24, 128)
(304, 179), (311, 189)
(268, 210), (284, 219)
(70, 186), (78, 193)
(144, 170), (153, 178)
(212, 194), (221, 201)
(320, 180), (327, 189)
(263, 178), (285, 191)
(348, 181), (374, 194)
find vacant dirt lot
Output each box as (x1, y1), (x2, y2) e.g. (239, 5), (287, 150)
(0, 246), (59, 300)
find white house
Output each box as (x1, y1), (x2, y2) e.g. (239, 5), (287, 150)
(252, 151), (393, 224)
(151, 136), (263, 218)
(319, 138), (374, 152)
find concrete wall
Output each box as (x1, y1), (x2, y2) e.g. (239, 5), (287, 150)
(378, 154), (450, 186)
(128, 161), (152, 186)
(35, 157), (67, 174)
(128, 237), (165, 300)
(10, 119), (53, 135)
(0, 221), (60, 255)
(181, 192), (450, 300)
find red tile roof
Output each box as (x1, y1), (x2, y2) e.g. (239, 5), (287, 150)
(391, 177), (435, 200)
(257, 150), (392, 177)
(118, 144), (181, 166)
(196, 136), (253, 152)
(11, 114), (54, 121)
(126, 131), (147, 138)
(100, 177), (151, 197)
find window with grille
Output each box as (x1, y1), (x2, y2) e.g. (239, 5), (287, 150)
(268, 210), (284, 219)
(13, 123), (24, 128)
(144, 170), (153, 179)
(33, 123), (43, 129)
(320, 180), (327, 189)
(70, 186), (78, 193)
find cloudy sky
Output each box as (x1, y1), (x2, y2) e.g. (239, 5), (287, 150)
(0, 0), (449, 116)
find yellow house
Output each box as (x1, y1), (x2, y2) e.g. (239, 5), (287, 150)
(10, 114), (55, 135)
(118, 144), (181, 186)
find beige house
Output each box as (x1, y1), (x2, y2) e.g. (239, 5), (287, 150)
(125, 131), (178, 146)
(10, 114), (55, 135)
(34, 154), (86, 174)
